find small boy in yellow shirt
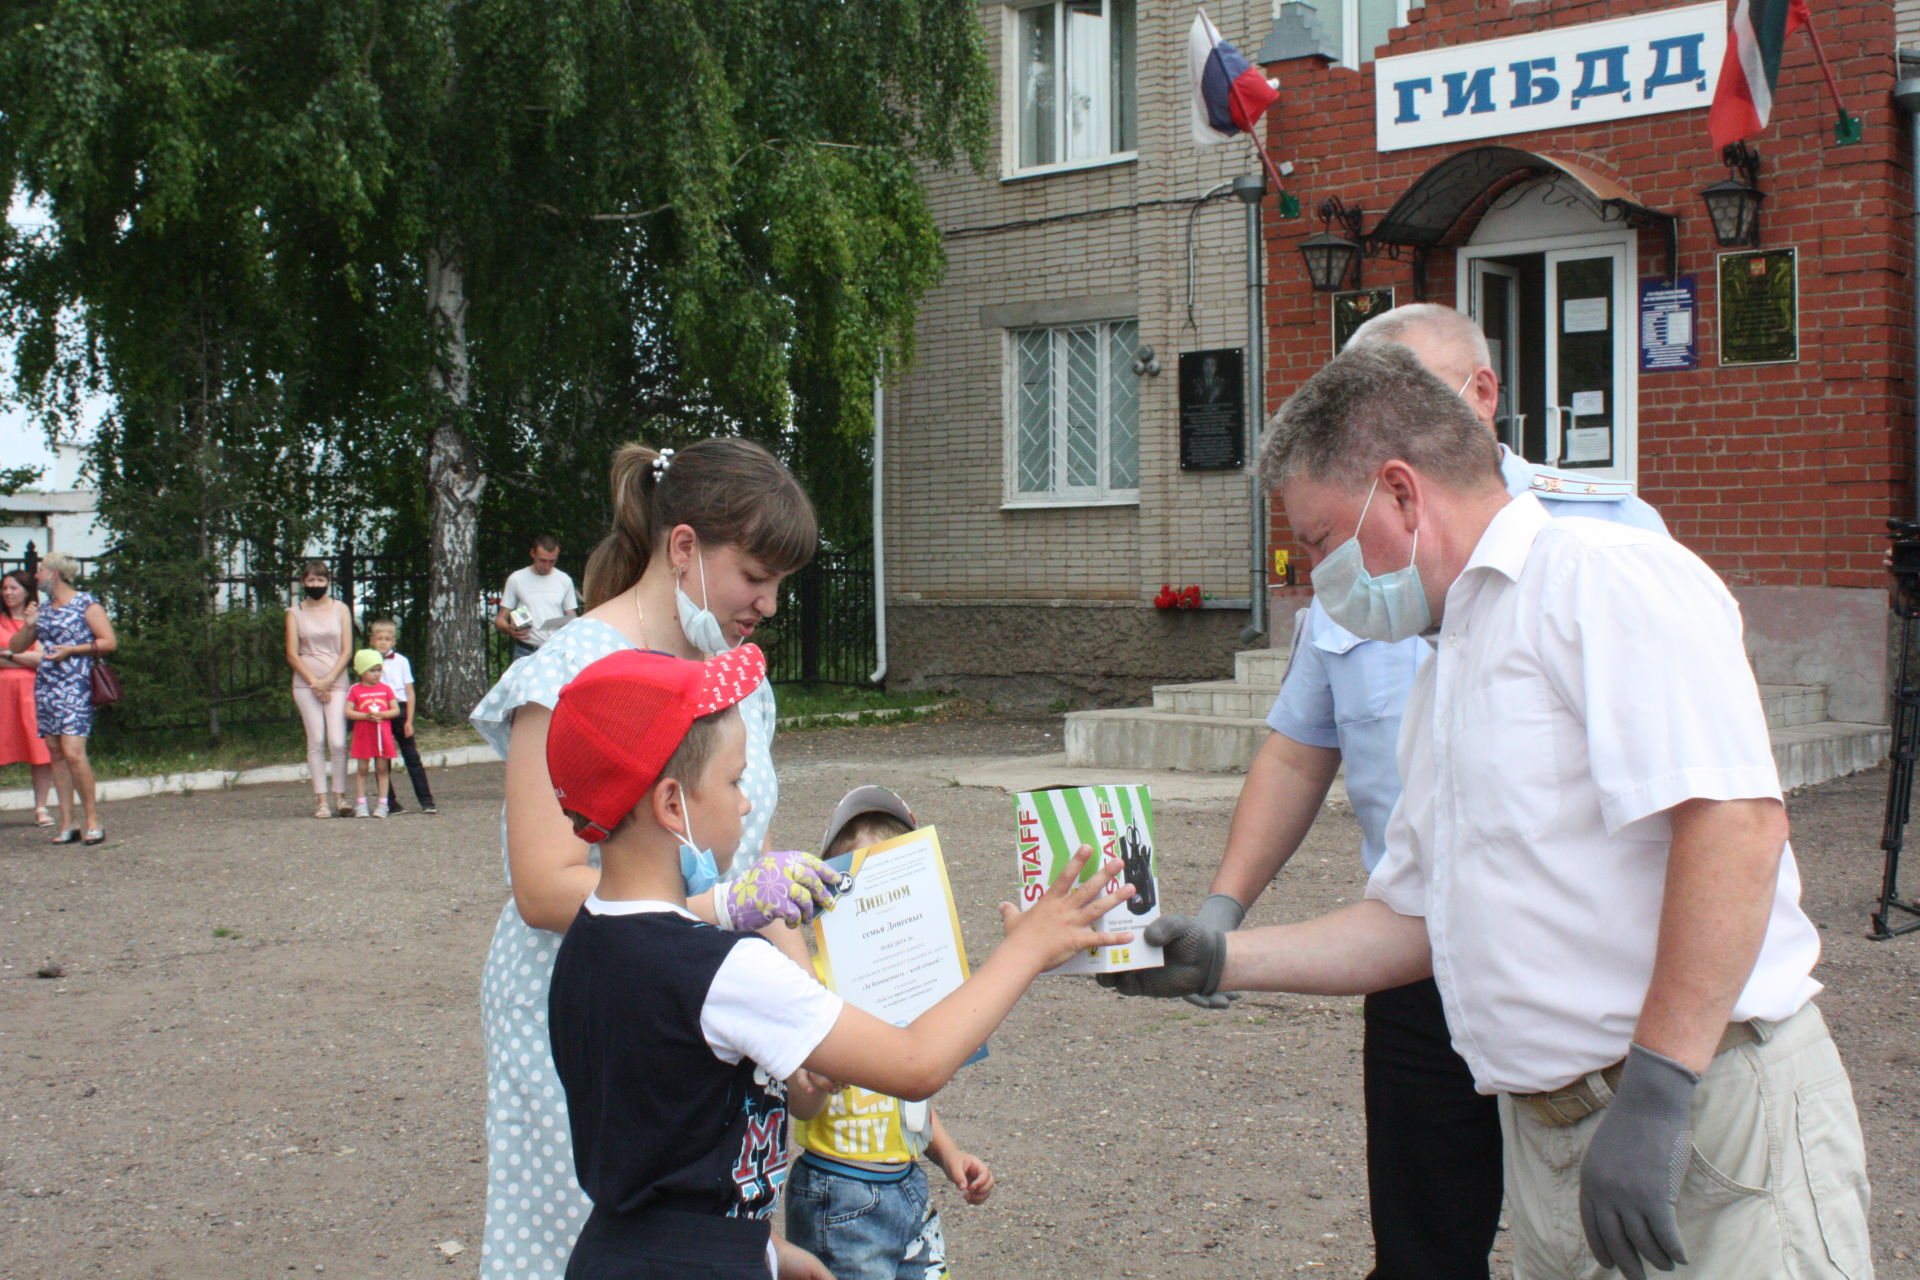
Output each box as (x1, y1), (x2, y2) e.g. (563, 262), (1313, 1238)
(787, 787), (995, 1280)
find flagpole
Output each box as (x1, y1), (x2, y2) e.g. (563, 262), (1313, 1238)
(1799, 14), (1863, 143)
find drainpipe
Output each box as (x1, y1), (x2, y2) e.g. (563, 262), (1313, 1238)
(868, 369), (888, 683)
(1898, 75), (1920, 520)
(1234, 172), (1269, 644)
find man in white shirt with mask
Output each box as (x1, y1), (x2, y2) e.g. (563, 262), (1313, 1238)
(1111, 343), (1870, 1280)
(1175, 304), (1666, 1280)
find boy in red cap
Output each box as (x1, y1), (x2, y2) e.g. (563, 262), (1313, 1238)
(545, 646), (1135, 1280)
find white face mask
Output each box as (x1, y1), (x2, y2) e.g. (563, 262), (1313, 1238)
(1309, 477), (1433, 643)
(674, 542), (733, 656)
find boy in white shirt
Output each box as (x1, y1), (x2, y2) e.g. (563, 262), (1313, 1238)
(368, 620), (436, 814)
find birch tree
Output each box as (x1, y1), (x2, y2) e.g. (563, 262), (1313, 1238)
(3, 0), (988, 719)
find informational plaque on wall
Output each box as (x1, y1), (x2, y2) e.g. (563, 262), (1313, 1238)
(1639, 275), (1698, 371)
(1331, 288), (1396, 355)
(1718, 248), (1798, 366)
(1179, 348), (1245, 471)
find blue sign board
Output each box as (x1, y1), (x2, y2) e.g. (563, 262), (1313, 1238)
(1639, 275), (1697, 372)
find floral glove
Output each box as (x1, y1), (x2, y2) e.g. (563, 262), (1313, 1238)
(715, 850), (844, 931)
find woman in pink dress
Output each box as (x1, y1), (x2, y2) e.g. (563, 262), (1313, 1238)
(0, 570), (55, 826)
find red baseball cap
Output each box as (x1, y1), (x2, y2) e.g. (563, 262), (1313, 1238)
(547, 644), (766, 842)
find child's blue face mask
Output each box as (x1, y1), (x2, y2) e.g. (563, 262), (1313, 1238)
(673, 801), (721, 897)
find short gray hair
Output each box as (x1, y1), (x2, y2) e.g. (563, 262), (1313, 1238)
(1344, 302), (1490, 371)
(1257, 344), (1501, 494)
(40, 551), (83, 585)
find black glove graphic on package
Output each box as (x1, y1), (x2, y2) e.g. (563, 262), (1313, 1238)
(1094, 913), (1225, 999)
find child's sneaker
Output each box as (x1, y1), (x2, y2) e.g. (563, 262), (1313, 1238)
(354, 798), (370, 819)
(387, 800), (406, 815)
(374, 799), (389, 819)
(421, 802), (439, 815)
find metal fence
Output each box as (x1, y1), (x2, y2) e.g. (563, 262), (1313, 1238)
(1, 533), (877, 738)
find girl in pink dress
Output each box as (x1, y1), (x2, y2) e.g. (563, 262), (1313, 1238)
(344, 649), (398, 818)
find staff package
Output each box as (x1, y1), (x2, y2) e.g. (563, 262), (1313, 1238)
(1014, 784), (1162, 975)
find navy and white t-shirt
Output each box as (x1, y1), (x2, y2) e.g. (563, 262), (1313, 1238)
(548, 898), (843, 1223)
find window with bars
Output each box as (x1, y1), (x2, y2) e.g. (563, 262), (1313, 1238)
(1012, 0), (1137, 173)
(1008, 320), (1140, 504)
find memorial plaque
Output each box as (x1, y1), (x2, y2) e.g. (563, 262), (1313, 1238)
(1331, 288), (1396, 355)
(1718, 248), (1798, 366)
(1179, 348), (1245, 471)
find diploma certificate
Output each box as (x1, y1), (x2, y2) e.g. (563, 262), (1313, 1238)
(812, 826), (972, 1027)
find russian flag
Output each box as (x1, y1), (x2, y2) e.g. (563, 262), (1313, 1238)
(1188, 10), (1278, 146)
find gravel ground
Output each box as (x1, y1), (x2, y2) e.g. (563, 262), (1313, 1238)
(2, 710), (1916, 1278)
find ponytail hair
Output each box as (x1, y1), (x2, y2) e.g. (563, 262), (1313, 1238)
(584, 438), (818, 609)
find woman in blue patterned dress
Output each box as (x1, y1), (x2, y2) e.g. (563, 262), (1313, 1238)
(470, 439), (841, 1279)
(7, 552), (117, 845)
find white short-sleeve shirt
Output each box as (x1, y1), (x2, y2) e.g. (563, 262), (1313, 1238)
(502, 566), (580, 647)
(375, 649), (415, 702)
(1366, 494), (1823, 1095)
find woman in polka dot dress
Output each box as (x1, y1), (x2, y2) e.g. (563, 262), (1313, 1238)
(470, 439), (829, 1278)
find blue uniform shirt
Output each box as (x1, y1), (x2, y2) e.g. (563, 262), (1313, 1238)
(1266, 450), (1665, 869)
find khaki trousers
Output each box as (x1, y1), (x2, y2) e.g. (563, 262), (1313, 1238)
(1498, 1002), (1872, 1280)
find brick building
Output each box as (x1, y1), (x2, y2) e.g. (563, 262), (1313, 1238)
(884, 0), (1916, 727)
(1257, 0), (1911, 727)
(882, 0), (1278, 705)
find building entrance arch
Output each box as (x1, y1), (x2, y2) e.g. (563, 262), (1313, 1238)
(1457, 179), (1639, 486)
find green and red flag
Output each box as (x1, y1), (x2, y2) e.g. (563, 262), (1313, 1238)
(1709, 0), (1811, 147)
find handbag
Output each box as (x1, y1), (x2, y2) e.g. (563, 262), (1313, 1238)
(88, 656), (123, 707)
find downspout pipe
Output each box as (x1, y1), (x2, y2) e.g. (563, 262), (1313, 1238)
(868, 369), (888, 684)
(1234, 171), (1269, 644)
(1897, 76), (1920, 521)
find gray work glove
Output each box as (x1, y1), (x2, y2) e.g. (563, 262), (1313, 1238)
(1095, 914), (1226, 998)
(1578, 1044), (1700, 1280)
(1182, 894), (1246, 1009)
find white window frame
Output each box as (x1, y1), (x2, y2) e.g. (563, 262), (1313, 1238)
(1337, 0), (1424, 71)
(1003, 319), (1141, 509)
(1001, 0), (1138, 180)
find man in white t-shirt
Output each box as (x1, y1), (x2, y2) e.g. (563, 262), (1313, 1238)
(495, 535), (578, 660)
(1108, 344), (1871, 1280)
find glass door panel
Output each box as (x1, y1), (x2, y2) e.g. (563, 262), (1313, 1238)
(1544, 246), (1628, 479)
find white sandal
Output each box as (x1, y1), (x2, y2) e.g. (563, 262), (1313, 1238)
(35, 806), (54, 827)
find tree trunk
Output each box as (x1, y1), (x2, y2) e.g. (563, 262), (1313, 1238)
(423, 240), (488, 720)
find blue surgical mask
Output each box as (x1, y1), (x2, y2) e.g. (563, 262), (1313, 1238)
(675, 543), (733, 656)
(674, 801), (721, 897)
(1310, 478), (1432, 643)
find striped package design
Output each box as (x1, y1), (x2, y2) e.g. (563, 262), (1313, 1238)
(1014, 784), (1164, 975)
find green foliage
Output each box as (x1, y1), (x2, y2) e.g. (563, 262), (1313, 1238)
(84, 583), (289, 739)
(2, 0), (990, 714)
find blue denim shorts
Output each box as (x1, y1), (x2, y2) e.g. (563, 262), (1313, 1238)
(785, 1157), (950, 1280)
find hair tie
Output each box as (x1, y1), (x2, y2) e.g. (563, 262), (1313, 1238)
(651, 448), (675, 480)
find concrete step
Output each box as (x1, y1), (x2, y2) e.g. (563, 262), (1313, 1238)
(1152, 682), (1827, 730)
(1759, 684), (1826, 731)
(1771, 721), (1891, 793)
(1064, 706), (1270, 774)
(1152, 679), (1281, 719)
(1233, 647), (1292, 685)
(1066, 703), (1889, 791)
